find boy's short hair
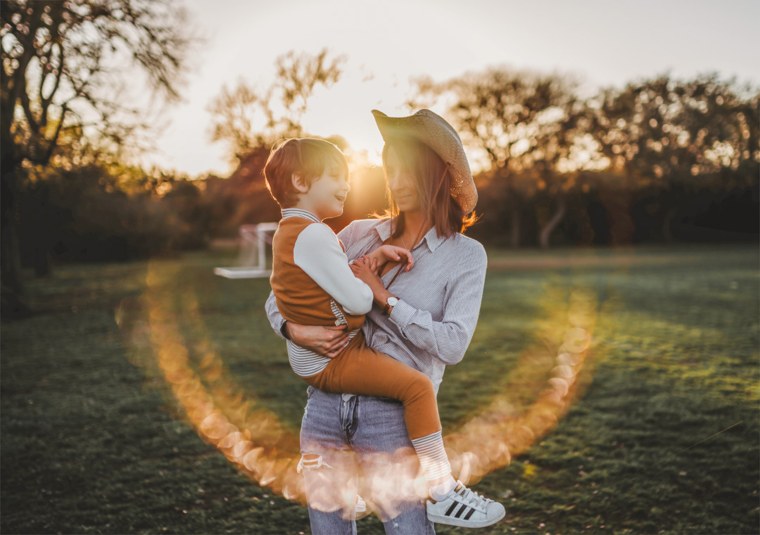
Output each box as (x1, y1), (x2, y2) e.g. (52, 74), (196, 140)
(263, 137), (349, 208)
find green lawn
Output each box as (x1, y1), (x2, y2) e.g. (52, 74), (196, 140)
(2, 243), (758, 534)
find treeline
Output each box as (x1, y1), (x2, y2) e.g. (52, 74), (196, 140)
(411, 68), (758, 247)
(4, 2), (757, 319)
(20, 165), (210, 271)
(18, 69), (757, 272)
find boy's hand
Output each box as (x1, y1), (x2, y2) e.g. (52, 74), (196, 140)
(350, 256), (395, 308)
(350, 256), (382, 287)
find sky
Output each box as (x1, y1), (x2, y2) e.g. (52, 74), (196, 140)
(133, 0), (760, 178)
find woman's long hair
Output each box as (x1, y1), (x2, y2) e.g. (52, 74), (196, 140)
(374, 135), (479, 240)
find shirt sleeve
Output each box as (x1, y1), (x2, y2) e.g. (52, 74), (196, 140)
(265, 289), (287, 340)
(388, 242), (487, 365)
(263, 219), (365, 339)
(336, 219), (356, 245)
(337, 220), (362, 264)
(293, 223), (374, 315)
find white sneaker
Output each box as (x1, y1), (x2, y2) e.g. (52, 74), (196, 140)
(426, 480), (506, 528)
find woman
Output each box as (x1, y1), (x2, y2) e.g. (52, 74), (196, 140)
(264, 109), (494, 533)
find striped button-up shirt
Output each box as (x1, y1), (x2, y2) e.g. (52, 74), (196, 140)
(265, 216), (488, 394)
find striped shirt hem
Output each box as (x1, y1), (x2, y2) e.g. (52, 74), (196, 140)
(285, 297), (360, 378)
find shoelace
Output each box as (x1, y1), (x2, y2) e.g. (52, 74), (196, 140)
(454, 484), (493, 513)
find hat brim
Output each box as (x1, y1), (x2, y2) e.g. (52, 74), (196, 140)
(371, 108), (478, 213)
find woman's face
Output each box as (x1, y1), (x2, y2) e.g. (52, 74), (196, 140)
(385, 146), (420, 212)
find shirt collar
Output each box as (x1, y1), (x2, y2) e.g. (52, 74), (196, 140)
(281, 207), (321, 224)
(373, 217), (447, 252)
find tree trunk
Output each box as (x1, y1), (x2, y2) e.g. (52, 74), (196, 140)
(539, 196), (567, 249)
(1, 150), (32, 320)
(33, 245), (52, 278)
(29, 184), (53, 278)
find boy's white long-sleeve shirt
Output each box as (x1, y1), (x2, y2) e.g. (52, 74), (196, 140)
(271, 207), (373, 377)
(291, 220), (374, 316)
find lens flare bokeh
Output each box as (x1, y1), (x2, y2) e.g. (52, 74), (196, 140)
(114, 259), (613, 519)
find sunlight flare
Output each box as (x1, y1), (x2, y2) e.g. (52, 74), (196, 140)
(115, 259), (607, 519)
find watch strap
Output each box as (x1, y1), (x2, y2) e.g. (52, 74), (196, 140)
(383, 297), (398, 316)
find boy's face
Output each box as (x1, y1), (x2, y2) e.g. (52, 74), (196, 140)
(294, 165), (350, 219)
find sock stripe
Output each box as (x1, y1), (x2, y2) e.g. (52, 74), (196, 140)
(411, 431), (452, 481)
(411, 432), (443, 445)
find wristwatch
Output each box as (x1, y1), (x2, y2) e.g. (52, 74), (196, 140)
(383, 296), (399, 316)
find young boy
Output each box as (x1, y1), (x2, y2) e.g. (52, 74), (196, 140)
(263, 137), (505, 528)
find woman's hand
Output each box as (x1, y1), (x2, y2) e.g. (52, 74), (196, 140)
(286, 322), (349, 358)
(368, 245), (414, 272)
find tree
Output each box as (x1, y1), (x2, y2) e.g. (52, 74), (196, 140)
(588, 71), (760, 241)
(1, 0), (193, 318)
(410, 66), (595, 248)
(208, 48), (346, 163)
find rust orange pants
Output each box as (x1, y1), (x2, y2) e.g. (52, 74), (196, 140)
(303, 329), (442, 440)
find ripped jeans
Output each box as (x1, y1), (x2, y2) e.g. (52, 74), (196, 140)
(299, 384), (436, 535)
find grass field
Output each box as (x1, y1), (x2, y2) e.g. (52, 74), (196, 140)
(2, 243), (758, 534)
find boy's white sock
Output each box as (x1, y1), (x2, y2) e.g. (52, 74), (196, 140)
(410, 430), (456, 499)
(430, 475), (457, 501)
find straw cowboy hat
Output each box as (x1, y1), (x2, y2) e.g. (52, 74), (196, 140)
(371, 108), (478, 213)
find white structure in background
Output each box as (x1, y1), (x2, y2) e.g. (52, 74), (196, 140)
(214, 222), (278, 279)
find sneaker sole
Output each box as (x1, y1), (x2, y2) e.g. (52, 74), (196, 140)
(427, 508), (506, 528)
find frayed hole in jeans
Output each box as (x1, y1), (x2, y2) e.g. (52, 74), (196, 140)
(297, 452), (333, 473)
